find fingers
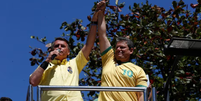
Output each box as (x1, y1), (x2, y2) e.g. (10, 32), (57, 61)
(97, 1), (105, 6)
(51, 49), (60, 56)
(98, 1), (106, 8)
(92, 9), (102, 21)
(94, 10), (102, 17)
(96, 1), (106, 12)
(47, 49), (60, 60)
(92, 0), (106, 21)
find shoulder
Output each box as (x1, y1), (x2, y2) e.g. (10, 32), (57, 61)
(101, 46), (113, 56)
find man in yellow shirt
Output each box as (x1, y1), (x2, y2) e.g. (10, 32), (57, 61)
(29, 10), (101, 101)
(96, 1), (147, 101)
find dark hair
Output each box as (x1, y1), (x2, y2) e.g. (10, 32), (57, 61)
(50, 37), (70, 51)
(116, 37), (134, 49)
(53, 37), (69, 45)
(0, 97), (12, 101)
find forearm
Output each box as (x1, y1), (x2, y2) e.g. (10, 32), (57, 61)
(82, 25), (97, 59)
(98, 13), (111, 53)
(137, 92), (144, 101)
(29, 67), (44, 86)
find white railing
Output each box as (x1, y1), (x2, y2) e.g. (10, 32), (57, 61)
(26, 84), (33, 101)
(27, 84), (155, 101)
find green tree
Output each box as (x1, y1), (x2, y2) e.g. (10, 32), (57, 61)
(29, 0), (201, 100)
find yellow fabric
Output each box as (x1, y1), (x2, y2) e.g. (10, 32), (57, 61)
(38, 50), (88, 101)
(98, 48), (147, 101)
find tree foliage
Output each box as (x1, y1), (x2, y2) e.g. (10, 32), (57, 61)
(29, 0), (201, 100)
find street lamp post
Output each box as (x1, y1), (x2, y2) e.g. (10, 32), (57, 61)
(163, 37), (201, 101)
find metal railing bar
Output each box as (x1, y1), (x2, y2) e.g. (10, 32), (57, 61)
(37, 86), (148, 101)
(26, 85), (33, 101)
(26, 85), (29, 101)
(38, 85), (146, 92)
(37, 86), (41, 101)
(152, 87), (157, 101)
(30, 85), (33, 101)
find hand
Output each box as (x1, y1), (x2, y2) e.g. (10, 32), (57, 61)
(96, 1), (106, 13)
(46, 49), (60, 62)
(91, 0), (106, 21)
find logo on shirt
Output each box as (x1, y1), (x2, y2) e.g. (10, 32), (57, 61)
(67, 66), (73, 74)
(123, 69), (133, 77)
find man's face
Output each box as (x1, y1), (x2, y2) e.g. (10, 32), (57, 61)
(53, 40), (70, 60)
(115, 41), (133, 62)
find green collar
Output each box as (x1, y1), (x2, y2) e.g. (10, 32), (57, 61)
(116, 61), (130, 65)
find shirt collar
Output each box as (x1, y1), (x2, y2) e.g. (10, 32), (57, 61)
(51, 59), (67, 65)
(116, 60), (130, 65)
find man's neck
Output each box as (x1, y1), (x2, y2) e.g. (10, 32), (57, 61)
(55, 56), (66, 61)
(116, 60), (130, 65)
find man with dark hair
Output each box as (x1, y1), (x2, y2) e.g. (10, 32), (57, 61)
(116, 37), (134, 49)
(29, 10), (101, 101)
(96, 1), (147, 101)
(0, 97), (12, 101)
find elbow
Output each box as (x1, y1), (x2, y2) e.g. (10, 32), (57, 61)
(29, 77), (39, 86)
(30, 82), (38, 87)
(85, 42), (94, 48)
(83, 44), (94, 52)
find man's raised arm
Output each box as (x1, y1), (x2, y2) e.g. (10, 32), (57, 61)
(81, 9), (102, 59)
(97, 1), (111, 53)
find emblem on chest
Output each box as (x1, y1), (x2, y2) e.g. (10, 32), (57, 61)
(122, 69), (133, 77)
(67, 66), (73, 74)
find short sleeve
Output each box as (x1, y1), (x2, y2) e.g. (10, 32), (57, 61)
(136, 68), (148, 87)
(75, 50), (89, 73)
(101, 47), (114, 67)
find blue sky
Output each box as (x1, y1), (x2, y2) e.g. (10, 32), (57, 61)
(0, 0), (197, 100)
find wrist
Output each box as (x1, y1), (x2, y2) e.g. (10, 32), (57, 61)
(45, 58), (51, 62)
(91, 16), (98, 22)
(91, 21), (98, 26)
(40, 61), (49, 70)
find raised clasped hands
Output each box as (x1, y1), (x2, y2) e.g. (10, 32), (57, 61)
(92, 0), (106, 21)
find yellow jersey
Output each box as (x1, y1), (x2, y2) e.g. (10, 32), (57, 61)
(38, 50), (88, 101)
(98, 47), (147, 101)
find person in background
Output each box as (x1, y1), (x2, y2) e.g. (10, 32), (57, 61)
(96, 1), (148, 101)
(29, 8), (102, 101)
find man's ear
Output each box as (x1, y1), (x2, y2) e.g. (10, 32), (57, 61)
(67, 48), (70, 55)
(129, 48), (134, 54)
